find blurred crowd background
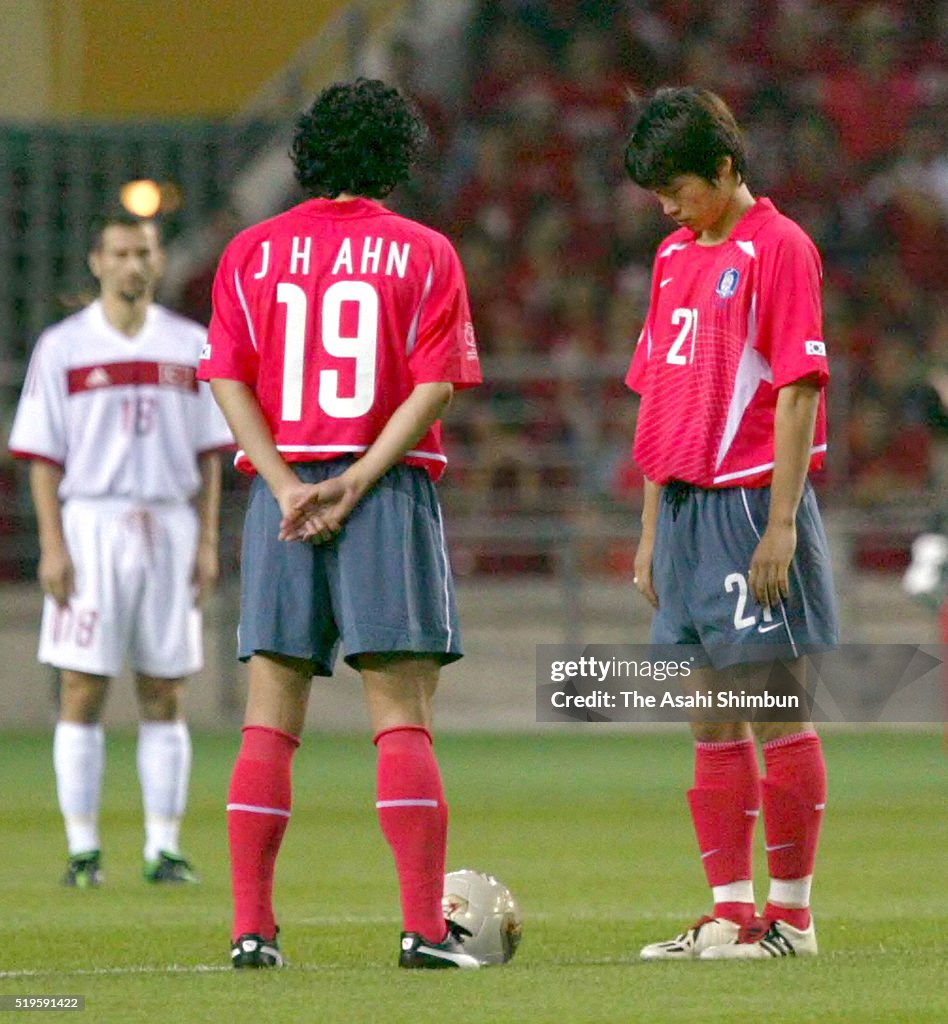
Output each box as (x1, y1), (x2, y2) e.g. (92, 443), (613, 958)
(1, 0), (946, 585)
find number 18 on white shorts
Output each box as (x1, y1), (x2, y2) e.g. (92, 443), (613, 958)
(39, 498), (202, 679)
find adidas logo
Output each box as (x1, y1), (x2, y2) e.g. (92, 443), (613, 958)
(85, 367), (112, 388)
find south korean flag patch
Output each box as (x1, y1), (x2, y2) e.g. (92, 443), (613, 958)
(715, 267), (740, 298)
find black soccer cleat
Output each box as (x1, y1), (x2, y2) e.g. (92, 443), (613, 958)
(231, 931), (284, 969)
(62, 850), (103, 889)
(398, 922), (482, 969)
(143, 851), (199, 884)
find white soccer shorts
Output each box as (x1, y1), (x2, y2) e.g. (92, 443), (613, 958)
(38, 498), (202, 678)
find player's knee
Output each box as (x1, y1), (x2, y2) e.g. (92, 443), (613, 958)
(136, 678), (183, 721)
(59, 672), (108, 723)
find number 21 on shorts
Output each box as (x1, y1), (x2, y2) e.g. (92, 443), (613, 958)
(278, 280), (379, 421)
(724, 572), (779, 633)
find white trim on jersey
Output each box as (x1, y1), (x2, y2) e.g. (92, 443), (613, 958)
(712, 444), (828, 485)
(735, 240), (757, 258)
(658, 241), (691, 259)
(405, 265), (434, 356)
(234, 269), (259, 351)
(235, 443), (449, 464)
(714, 294), (772, 471)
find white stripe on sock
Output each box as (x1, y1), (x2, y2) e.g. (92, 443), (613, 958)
(375, 799), (439, 808)
(768, 875), (812, 907)
(226, 803), (290, 818)
(713, 880), (755, 905)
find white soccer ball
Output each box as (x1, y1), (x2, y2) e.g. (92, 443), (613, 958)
(442, 868), (522, 965)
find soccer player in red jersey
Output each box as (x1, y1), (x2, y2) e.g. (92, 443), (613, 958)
(623, 88), (839, 960)
(199, 80), (482, 969)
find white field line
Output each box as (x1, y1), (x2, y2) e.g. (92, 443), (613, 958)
(3, 907), (942, 980)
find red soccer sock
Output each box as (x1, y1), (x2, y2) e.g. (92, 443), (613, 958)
(374, 726), (448, 943)
(761, 731), (827, 930)
(227, 725), (300, 940)
(687, 738), (761, 925)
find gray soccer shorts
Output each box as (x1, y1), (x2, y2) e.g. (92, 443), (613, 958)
(238, 458), (462, 675)
(649, 480), (839, 669)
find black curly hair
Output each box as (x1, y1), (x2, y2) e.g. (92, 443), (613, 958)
(624, 87), (748, 189)
(291, 78), (427, 199)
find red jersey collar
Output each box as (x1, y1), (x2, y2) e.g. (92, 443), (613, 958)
(295, 197), (392, 219)
(672, 197), (777, 248)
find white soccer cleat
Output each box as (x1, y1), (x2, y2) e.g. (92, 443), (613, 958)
(699, 917), (817, 959)
(640, 916), (741, 960)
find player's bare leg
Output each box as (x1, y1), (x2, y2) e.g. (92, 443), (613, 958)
(227, 653), (311, 968)
(242, 653), (312, 736)
(135, 674), (196, 883)
(358, 653), (479, 968)
(55, 670), (109, 887)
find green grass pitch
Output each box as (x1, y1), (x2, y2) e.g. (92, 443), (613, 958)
(1, 730), (945, 1023)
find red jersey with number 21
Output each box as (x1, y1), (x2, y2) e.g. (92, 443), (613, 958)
(199, 197), (481, 480)
(626, 198), (829, 489)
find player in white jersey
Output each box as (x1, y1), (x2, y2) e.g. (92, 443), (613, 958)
(8, 213), (232, 887)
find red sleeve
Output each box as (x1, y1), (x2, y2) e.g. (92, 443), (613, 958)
(624, 324), (650, 394)
(408, 240), (481, 389)
(755, 231), (829, 390)
(198, 244), (260, 386)
(625, 258), (662, 395)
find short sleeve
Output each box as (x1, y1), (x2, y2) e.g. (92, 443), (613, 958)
(8, 333), (67, 465)
(625, 324), (651, 395)
(193, 378), (234, 454)
(625, 259), (661, 395)
(755, 232), (829, 390)
(199, 246), (260, 386)
(408, 241), (481, 389)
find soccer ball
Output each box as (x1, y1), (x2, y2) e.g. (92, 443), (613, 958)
(442, 869), (522, 965)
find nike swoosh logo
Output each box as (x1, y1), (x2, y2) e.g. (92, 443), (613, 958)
(757, 622), (783, 634)
(660, 277), (674, 288)
(765, 842), (795, 852)
(700, 848), (719, 860)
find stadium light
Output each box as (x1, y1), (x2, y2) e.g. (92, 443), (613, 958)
(120, 179), (163, 217)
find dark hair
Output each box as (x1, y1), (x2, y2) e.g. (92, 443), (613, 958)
(89, 211), (160, 252)
(291, 78), (427, 199)
(624, 87), (748, 189)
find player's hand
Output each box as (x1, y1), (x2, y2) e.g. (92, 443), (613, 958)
(748, 522), (796, 609)
(191, 538), (219, 605)
(633, 537), (659, 609)
(278, 474), (364, 544)
(38, 542), (74, 607)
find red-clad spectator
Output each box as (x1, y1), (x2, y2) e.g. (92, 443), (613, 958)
(816, 5), (923, 170)
(465, 20), (560, 120)
(448, 124), (535, 245)
(388, 36), (451, 158)
(556, 26), (635, 143)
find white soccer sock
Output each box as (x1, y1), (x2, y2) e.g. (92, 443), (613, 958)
(137, 721), (192, 861)
(53, 721), (105, 855)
